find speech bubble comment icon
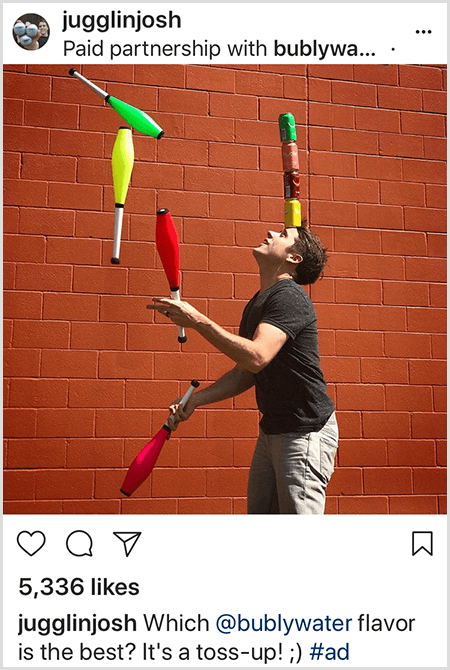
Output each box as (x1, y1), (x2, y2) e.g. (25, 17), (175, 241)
(66, 530), (93, 557)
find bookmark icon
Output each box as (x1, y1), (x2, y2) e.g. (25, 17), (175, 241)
(412, 531), (433, 556)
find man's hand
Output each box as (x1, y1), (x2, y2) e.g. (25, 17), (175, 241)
(22, 29), (41, 50)
(147, 298), (204, 329)
(166, 395), (197, 431)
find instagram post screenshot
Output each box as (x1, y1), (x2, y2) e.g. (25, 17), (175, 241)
(2, 3), (447, 668)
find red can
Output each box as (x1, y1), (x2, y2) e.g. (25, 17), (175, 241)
(284, 171), (300, 200)
(282, 141), (299, 171)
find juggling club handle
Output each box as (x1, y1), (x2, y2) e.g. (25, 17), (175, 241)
(170, 288), (187, 344)
(111, 206), (124, 264)
(164, 380), (200, 432)
(69, 68), (108, 100)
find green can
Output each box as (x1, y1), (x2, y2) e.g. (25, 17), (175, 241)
(279, 113), (297, 142)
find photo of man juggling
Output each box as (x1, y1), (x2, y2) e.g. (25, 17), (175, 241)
(149, 222), (338, 514)
(148, 115), (338, 514)
(3, 63), (446, 516)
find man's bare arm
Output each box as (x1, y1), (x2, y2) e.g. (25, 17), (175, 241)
(195, 319), (288, 372)
(148, 299), (288, 373)
(167, 364), (255, 428)
(193, 364), (255, 407)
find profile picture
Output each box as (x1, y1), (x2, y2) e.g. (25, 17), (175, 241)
(13, 14), (50, 50)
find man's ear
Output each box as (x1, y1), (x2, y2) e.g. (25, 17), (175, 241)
(286, 252), (303, 266)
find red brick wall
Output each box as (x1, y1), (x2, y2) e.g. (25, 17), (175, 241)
(3, 64), (447, 515)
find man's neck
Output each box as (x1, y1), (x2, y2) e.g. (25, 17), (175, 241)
(259, 271), (293, 294)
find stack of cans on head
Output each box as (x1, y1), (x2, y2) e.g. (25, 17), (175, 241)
(279, 113), (301, 228)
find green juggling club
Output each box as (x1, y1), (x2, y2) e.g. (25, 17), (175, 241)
(68, 68), (164, 139)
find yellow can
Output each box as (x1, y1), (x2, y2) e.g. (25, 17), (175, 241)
(284, 199), (302, 228)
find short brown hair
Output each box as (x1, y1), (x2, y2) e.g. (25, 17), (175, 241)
(289, 225), (328, 285)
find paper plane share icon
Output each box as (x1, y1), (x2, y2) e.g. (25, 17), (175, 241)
(113, 532), (141, 557)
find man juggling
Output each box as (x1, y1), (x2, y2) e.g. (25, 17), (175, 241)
(148, 222), (338, 515)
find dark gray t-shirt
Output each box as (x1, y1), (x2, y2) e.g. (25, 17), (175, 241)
(239, 279), (334, 435)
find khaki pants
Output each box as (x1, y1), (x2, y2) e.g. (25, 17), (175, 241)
(247, 412), (339, 514)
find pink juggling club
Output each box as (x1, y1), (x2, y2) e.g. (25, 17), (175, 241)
(120, 380), (200, 497)
(155, 208), (187, 344)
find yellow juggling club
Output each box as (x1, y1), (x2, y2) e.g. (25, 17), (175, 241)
(111, 127), (134, 264)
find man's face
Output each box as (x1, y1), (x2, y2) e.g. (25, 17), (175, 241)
(38, 22), (48, 35)
(253, 227), (299, 265)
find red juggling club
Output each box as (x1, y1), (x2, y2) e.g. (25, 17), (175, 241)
(120, 380), (200, 497)
(155, 208), (187, 344)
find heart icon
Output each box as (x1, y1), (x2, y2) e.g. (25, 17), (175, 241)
(17, 531), (46, 556)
